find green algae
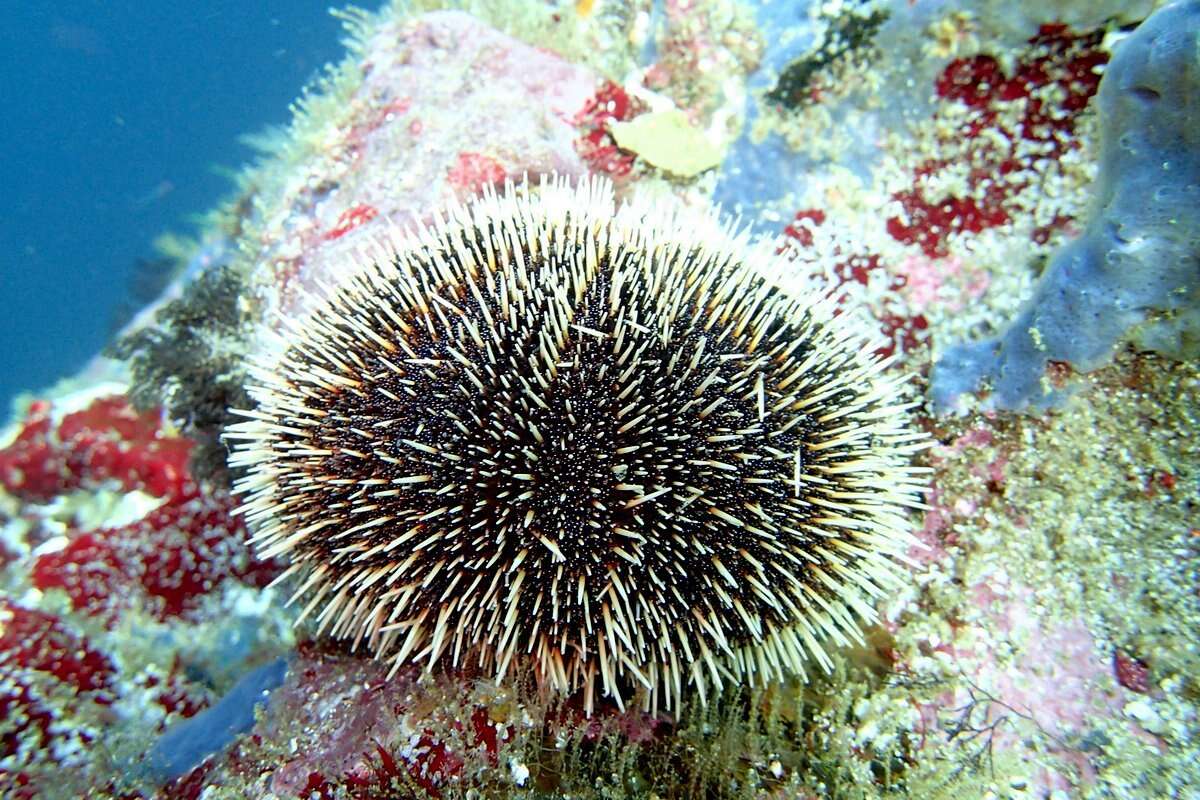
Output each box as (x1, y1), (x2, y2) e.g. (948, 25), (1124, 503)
(609, 110), (724, 177)
(765, 5), (890, 111)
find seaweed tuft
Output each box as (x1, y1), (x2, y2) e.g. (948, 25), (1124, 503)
(108, 263), (256, 482)
(765, 4), (889, 110)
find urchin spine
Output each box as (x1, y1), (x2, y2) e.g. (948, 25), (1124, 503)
(226, 176), (928, 715)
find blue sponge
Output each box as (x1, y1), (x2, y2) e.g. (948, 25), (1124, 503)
(141, 657), (289, 783)
(931, 1), (1200, 411)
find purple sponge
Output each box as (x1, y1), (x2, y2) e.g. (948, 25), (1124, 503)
(932, 1), (1200, 411)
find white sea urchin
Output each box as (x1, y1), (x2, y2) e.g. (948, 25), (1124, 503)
(225, 176), (928, 714)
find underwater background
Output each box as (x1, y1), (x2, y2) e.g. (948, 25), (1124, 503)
(1, 1), (1198, 798)
(0, 1), (341, 412)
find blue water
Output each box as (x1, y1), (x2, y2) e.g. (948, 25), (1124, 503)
(0, 2), (343, 416)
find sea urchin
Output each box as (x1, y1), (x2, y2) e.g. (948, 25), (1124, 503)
(226, 177), (928, 714)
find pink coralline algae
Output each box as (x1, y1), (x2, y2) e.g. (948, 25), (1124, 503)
(781, 210), (930, 360)
(887, 25), (1107, 258)
(271, 657), (489, 799)
(0, 396), (277, 622)
(899, 415), (1185, 795)
(0, 396), (190, 502)
(30, 490), (275, 622)
(572, 81), (640, 178)
(323, 203), (379, 241)
(445, 152), (508, 196)
(0, 394), (279, 798)
(0, 602), (114, 771)
(252, 11), (599, 307)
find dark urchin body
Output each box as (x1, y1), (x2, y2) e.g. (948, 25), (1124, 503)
(227, 177), (927, 714)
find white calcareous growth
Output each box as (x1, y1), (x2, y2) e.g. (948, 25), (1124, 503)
(225, 176), (930, 715)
